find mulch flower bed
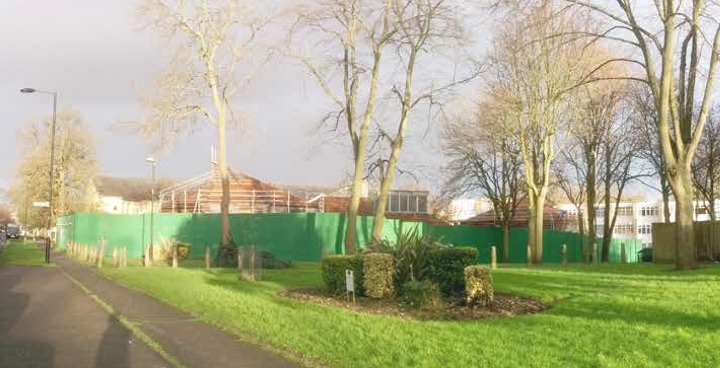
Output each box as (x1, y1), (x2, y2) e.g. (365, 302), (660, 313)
(279, 288), (547, 321)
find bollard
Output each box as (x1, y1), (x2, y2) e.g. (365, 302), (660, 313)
(113, 247), (119, 268)
(249, 245), (256, 281)
(592, 241), (598, 265)
(526, 245), (532, 266)
(621, 242), (627, 264)
(205, 246), (210, 269)
(490, 246), (497, 270)
(561, 244), (567, 267)
(122, 246), (127, 268)
(172, 243), (178, 268)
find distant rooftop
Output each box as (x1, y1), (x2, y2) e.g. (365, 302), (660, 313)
(96, 176), (180, 202)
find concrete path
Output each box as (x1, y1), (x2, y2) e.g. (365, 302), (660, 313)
(0, 266), (168, 368)
(0, 251), (299, 368)
(53, 254), (297, 368)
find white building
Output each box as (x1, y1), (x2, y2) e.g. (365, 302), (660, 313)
(445, 198), (494, 221)
(557, 199), (720, 248)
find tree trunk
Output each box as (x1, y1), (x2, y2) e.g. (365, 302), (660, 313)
(577, 209), (586, 263)
(371, 137), (402, 242)
(502, 222), (510, 262)
(527, 194), (537, 265)
(585, 149), (597, 259)
(218, 111), (232, 248)
(371, 51), (416, 243)
(344, 164), (363, 254)
(672, 170), (697, 270)
(661, 176), (671, 223)
(533, 194), (545, 264)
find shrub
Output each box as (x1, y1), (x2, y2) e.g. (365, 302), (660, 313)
(464, 266), (494, 306)
(259, 250), (291, 269)
(153, 238), (191, 263)
(426, 247), (478, 297)
(400, 280), (442, 310)
(362, 253), (394, 299)
(321, 255), (365, 296)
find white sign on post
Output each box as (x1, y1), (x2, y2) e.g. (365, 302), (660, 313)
(32, 201), (50, 208)
(345, 269), (355, 304)
(345, 270), (354, 292)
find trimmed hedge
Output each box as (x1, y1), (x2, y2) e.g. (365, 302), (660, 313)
(426, 247), (478, 297)
(321, 255), (365, 295)
(362, 253), (394, 299)
(464, 265), (493, 306)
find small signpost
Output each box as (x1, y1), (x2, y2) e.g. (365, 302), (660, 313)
(345, 269), (355, 304)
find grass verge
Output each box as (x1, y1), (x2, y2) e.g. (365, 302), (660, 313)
(0, 241), (53, 267)
(101, 262), (720, 368)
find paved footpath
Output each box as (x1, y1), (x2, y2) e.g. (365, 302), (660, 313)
(0, 253), (298, 368)
(0, 266), (167, 368)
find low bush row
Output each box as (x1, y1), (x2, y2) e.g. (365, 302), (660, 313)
(321, 238), (483, 307)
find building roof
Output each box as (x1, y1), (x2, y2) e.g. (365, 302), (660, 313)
(461, 200), (574, 230)
(96, 176), (179, 202)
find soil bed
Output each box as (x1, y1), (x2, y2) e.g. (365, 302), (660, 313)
(279, 288), (547, 320)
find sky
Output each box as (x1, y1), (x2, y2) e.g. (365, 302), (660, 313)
(0, 0), (480, 196)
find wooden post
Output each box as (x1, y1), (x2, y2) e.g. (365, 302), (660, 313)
(287, 192), (291, 213)
(205, 245), (210, 269)
(249, 245), (256, 281)
(561, 244), (567, 267)
(122, 246), (127, 268)
(144, 244), (150, 267)
(490, 246), (497, 270)
(526, 245), (532, 266)
(97, 241), (105, 268)
(621, 242), (627, 264)
(172, 242), (178, 268)
(592, 241), (598, 265)
(113, 247), (119, 268)
(237, 246), (244, 277)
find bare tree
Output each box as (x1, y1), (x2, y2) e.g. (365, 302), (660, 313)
(288, 0), (396, 253)
(598, 105), (644, 262)
(692, 107), (720, 220)
(486, 1), (586, 264)
(631, 86), (672, 223)
(566, 0), (720, 269)
(368, 0), (468, 242)
(553, 144), (590, 261)
(135, 0), (265, 265)
(444, 98), (524, 262)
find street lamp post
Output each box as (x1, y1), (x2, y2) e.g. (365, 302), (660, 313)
(146, 157), (156, 267)
(21, 88), (57, 264)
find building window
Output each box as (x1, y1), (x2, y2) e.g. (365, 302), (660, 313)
(696, 207), (709, 215)
(617, 206), (634, 216)
(614, 224), (634, 234)
(640, 206), (658, 217)
(386, 191), (429, 214)
(637, 224), (652, 234)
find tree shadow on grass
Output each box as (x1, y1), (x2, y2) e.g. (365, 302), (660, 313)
(549, 298), (720, 331)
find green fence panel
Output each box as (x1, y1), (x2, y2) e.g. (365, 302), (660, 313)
(55, 213), (643, 264)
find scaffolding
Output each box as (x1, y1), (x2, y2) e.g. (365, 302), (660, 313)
(157, 170), (326, 214)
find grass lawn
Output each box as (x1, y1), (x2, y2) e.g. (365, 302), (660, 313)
(101, 262), (720, 368)
(0, 241), (52, 267)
